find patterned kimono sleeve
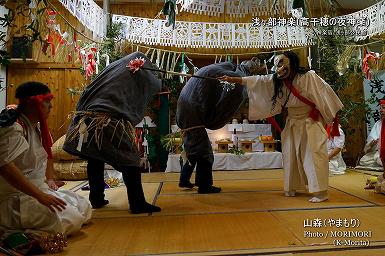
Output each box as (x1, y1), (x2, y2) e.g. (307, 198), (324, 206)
(242, 74), (281, 120)
(304, 70), (344, 124)
(0, 123), (29, 167)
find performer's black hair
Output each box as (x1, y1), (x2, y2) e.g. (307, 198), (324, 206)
(271, 51), (309, 111)
(15, 81), (50, 99)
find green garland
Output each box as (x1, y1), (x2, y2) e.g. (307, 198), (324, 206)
(228, 146), (245, 155)
(160, 132), (182, 153)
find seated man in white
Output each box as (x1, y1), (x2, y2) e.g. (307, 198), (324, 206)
(0, 81), (91, 237)
(358, 99), (385, 170)
(327, 124), (346, 175)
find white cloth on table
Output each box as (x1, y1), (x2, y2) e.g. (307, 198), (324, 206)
(358, 120), (383, 169)
(243, 70), (343, 193)
(172, 124), (272, 152)
(165, 152), (283, 172)
(0, 114), (91, 236)
(327, 127), (346, 175)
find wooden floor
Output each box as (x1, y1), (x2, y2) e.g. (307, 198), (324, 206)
(58, 169), (385, 255)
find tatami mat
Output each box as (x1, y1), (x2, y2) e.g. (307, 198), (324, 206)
(142, 169), (283, 183)
(59, 169), (385, 255)
(60, 212), (302, 256)
(76, 182), (161, 218)
(329, 171), (385, 205)
(154, 188), (373, 216)
(60, 180), (87, 191)
(161, 179), (283, 194)
(355, 166), (383, 172)
(210, 169), (283, 180)
(294, 247), (385, 256)
(353, 168), (384, 176)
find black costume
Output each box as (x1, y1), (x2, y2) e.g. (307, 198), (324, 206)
(176, 61), (257, 193)
(63, 52), (161, 213)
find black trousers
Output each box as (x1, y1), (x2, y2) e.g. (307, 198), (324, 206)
(180, 155), (213, 188)
(86, 158), (147, 209)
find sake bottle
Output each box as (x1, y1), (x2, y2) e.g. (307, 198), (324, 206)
(232, 128), (238, 148)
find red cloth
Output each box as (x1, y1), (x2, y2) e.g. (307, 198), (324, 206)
(381, 120), (385, 162)
(266, 116), (282, 134)
(283, 79), (340, 136)
(19, 93), (54, 159)
(326, 125), (331, 139)
(330, 115), (340, 137)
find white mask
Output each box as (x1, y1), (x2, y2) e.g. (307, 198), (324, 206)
(274, 54), (291, 79)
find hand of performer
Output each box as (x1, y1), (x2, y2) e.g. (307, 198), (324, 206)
(370, 139), (379, 147)
(217, 75), (243, 84)
(36, 192), (67, 212)
(46, 179), (59, 191)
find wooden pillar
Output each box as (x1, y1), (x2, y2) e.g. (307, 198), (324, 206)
(103, 0), (110, 28)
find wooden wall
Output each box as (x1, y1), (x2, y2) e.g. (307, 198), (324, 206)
(7, 63), (83, 141)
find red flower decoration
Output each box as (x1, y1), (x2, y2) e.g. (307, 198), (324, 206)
(127, 57), (146, 73)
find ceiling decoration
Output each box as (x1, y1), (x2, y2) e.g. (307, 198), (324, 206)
(176, 0), (294, 17)
(113, 14), (311, 49)
(58, 0), (385, 49)
(58, 0), (106, 38)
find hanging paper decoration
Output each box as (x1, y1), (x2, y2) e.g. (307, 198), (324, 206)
(113, 15), (309, 49)
(163, 0), (177, 29)
(177, 0), (290, 17)
(113, 0), (385, 49)
(58, 0), (106, 38)
(43, 9), (72, 60)
(42, 9), (58, 56)
(179, 53), (189, 83)
(73, 32), (82, 62)
(362, 48), (379, 80)
(85, 48), (97, 79)
(42, 32), (56, 55)
(185, 55), (198, 73)
(307, 46), (312, 69)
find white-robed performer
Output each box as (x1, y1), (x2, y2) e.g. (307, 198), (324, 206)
(0, 82), (91, 236)
(359, 100), (385, 169)
(219, 51), (343, 203)
(327, 125), (347, 175)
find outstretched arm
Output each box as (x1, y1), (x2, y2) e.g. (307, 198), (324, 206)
(0, 162), (67, 212)
(45, 158), (66, 190)
(217, 75), (243, 85)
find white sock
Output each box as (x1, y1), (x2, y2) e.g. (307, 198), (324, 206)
(285, 190), (296, 197)
(309, 191), (328, 203)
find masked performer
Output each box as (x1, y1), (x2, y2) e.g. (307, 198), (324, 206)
(0, 82), (91, 235)
(177, 60), (263, 193)
(219, 51), (343, 202)
(63, 52), (161, 214)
